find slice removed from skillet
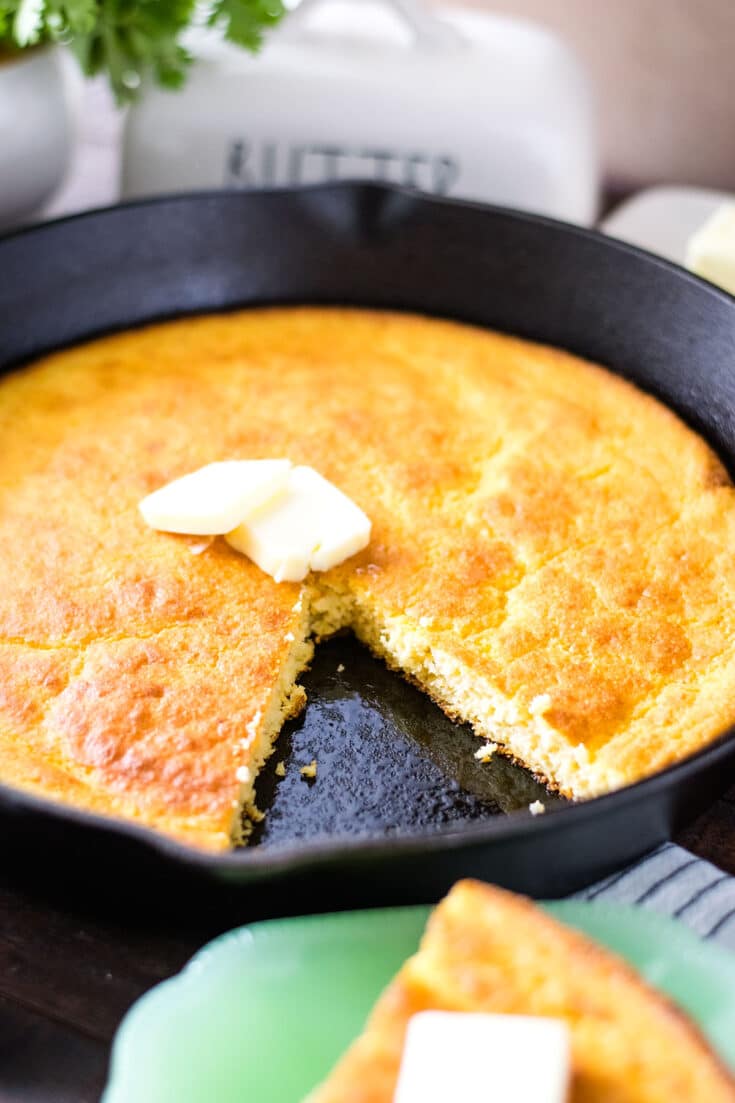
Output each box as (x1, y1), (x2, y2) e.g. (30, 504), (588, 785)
(1, 307), (735, 849)
(305, 880), (735, 1103)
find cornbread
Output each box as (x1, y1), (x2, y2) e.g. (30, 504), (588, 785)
(1, 307), (735, 849)
(306, 880), (735, 1102)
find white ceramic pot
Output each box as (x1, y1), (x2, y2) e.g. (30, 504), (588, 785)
(0, 46), (72, 230)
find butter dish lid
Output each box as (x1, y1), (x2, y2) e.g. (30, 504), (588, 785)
(122, 0), (598, 224)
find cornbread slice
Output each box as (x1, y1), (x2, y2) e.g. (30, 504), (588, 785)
(306, 880), (735, 1102)
(1, 307), (735, 848)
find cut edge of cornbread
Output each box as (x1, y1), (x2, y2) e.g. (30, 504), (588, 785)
(237, 580), (620, 845)
(353, 613), (609, 802)
(350, 607), (622, 802)
(230, 602), (315, 845)
(319, 581), (621, 803)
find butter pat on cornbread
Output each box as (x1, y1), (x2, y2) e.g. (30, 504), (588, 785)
(141, 461), (372, 584)
(226, 465), (371, 582)
(394, 1012), (570, 1103)
(139, 459), (291, 535)
(686, 203), (735, 296)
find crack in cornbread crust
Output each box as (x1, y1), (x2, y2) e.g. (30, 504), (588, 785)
(306, 881), (735, 1102)
(1, 307), (735, 849)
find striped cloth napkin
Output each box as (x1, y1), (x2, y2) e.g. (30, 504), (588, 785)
(575, 843), (735, 951)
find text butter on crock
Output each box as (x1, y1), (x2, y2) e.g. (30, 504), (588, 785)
(393, 1011), (571, 1103)
(139, 459), (291, 535)
(226, 465), (371, 582)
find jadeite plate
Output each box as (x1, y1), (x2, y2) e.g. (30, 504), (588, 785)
(104, 900), (735, 1103)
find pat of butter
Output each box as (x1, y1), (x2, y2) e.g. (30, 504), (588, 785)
(139, 460), (290, 535)
(686, 203), (735, 296)
(226, 465), (371, 582)
(394, 1012), (570, 1103)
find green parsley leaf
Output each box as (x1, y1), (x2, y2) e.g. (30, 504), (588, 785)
(208, 0), (285, 51)
(0, 0), (285, 103)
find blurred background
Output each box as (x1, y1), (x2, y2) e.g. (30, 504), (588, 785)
(2, 0), (735, 268)
(466, 0), (735, 195)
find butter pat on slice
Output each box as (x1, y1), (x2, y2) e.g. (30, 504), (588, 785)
(226, 465), (371, 582)
(394, 1012), (571, 1103)
(139, 460), (291, 535)
(686, 203), (735, 296)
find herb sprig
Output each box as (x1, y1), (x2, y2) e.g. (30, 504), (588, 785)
(0, 0), (285, 102)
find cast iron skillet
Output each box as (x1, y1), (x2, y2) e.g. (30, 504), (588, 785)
(1, 182), (735, 914)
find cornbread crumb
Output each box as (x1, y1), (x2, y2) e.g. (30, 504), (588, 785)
(573, 743), (590, 766)
(300, 759), (318, 780)
(275, 761), (286, 778)
(474, 742), (499, 762)
(189, 538), (214, 555)
(529, 800), (546, 816)
(337, 663), (345, 673)
(244, 710), (262, 744)
(529, 693), (552, 716)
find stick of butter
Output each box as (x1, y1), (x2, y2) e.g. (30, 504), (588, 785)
(226, 465), (371, 582)
(139, 459), (291, 535)
(685, 203), (735, 296)
(394, 1011), (571, 1103)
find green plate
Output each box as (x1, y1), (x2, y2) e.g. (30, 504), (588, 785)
(103, 900), (735, 1103)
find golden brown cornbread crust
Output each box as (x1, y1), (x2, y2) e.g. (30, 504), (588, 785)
(1, 307), (735, 848)
(306, 880), (735, 1102)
